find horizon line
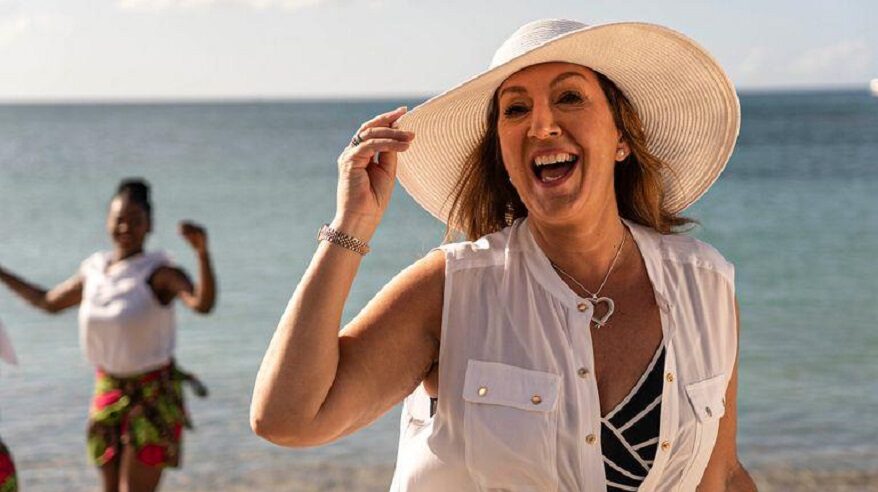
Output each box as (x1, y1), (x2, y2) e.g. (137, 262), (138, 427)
(0, 84), (873, 106)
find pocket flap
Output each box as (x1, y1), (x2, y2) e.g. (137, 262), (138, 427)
(685, 374), (727, 422)
(462, 360), (560, 412)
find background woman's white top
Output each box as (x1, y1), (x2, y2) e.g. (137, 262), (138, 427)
(78, 251), (176, 376)
(390, 218), (738, 492)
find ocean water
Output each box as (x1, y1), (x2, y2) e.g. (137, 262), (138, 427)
(0, 92), (876, 489)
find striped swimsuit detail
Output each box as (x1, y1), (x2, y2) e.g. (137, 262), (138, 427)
(601, 344), (666, 491)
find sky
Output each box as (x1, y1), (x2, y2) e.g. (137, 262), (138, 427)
(1, 0), (876, 100)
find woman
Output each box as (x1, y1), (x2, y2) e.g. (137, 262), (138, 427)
(0, 179), (216, 492)
(252, 20), (756, 491)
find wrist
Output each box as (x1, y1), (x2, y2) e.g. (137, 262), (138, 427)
(330, 213), (380, 244)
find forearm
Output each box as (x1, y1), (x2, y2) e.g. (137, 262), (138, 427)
(251, 217), (373, 444)
(0, 266), (51, 311)
(191, 250), (216, 313)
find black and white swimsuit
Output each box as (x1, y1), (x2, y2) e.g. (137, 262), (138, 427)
(601, 344), (666, 491)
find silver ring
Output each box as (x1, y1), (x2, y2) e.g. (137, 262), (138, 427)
(350, 133), (364, 147)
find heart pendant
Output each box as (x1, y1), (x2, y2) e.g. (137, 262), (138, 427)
(588, 297), (615, 328)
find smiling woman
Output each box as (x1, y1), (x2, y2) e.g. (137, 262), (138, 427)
(252, 18), (755, 492)
(448, 64), (690, 242)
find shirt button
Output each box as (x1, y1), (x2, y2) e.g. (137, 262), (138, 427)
(661, 440), (671, 451)
(666, 373), (674, 383)
(577, 302), (588, 312)
(478, 386), (488, 397)
(577, 367), (590, 378)
(585, 434), (597, 445)
(531, 395), (542, 405)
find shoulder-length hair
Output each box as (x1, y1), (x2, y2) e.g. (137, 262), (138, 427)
(444, 71), (695, 242)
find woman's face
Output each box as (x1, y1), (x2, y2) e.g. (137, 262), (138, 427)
(106, 196), (150, 252)
(496, 62), (628, 225)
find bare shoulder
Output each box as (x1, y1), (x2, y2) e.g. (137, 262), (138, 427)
(149, 265), (191, 286)
(148, 265), (193, 303)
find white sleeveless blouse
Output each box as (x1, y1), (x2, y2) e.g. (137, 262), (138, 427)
(390, 218), (737, 492)
(78, 251), (177, 376)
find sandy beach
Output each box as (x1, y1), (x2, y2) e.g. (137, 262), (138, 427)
(20, 462), (876, 492)
(155, 463), (878, 492)
(16, 458), (878, 491)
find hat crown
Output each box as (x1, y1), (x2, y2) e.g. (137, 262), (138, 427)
(490, 19), (588, 69)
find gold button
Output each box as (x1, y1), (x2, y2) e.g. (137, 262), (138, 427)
(585, 434), (597, 444)
(577, 367), (589, 378)
(577, 302), (588, 312)
(531, 395), (542, 405)
(478, 386), (488, 396)
(661, 440), (671, 451)
(666, 373), (674, 383)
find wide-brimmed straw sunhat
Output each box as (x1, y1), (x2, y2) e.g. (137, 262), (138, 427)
(395, 19), (740, 224)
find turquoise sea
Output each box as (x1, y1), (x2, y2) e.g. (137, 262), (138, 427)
(0, 92), (876, 489)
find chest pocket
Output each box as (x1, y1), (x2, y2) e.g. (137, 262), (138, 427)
(462, 360), (560, 491)
(678, 373), (727, 489)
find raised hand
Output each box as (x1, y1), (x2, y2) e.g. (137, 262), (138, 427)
(333, 106), (415, 242)
(178, 221), (208, 255)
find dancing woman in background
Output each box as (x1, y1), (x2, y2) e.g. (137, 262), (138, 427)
(0, 179), (215, 492)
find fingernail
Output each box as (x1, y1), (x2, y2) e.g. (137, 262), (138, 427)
(397, 106), (407, 112)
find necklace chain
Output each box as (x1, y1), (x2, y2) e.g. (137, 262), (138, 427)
(550, 226), (627, 299)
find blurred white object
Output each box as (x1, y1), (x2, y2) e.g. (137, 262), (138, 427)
(0, 318), (18, 366)
(871, 79), (878, 96)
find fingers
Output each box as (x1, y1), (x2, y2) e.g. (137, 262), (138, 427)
(358, 127), (414, 143)
(358, 106), (407, 134)
(345, 138), (413, 167)
(178, 221), (206, 237)
(376, 144), (399, 177)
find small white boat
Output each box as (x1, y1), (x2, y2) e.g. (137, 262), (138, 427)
(871, 79), (878, 97)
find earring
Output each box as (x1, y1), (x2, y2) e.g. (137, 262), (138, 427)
(616, 149), (627, 161)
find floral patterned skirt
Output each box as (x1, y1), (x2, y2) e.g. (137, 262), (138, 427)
(86, 362), (194, 469)
(0, 438), (17, 492)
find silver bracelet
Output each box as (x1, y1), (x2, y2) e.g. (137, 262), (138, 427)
(317, 224), (371, 256)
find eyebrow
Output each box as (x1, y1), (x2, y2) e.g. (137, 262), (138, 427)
(498, 71), (589, 99)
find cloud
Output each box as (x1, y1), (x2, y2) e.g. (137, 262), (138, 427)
(0, 13), (33, 47)
(738, 47), (768, 75)
(117, 0), (329, 12)
(789, 40), (872, 76)
(0, 2), (71, 47)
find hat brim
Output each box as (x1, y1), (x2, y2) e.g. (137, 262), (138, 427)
(395, 22), (740, 225)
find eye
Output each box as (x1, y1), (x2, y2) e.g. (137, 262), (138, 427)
(556, 91), (584, 105)
(502, 103), (529, 118)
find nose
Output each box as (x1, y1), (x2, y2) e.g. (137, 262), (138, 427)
(527, 101), (562, 140)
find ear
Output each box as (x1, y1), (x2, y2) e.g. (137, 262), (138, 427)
(615, 138), (631, 162)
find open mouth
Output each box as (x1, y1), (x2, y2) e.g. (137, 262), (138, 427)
(531, 152), (578, 185)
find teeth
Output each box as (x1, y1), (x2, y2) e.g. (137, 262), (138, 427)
(534, 152), (576, 167)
